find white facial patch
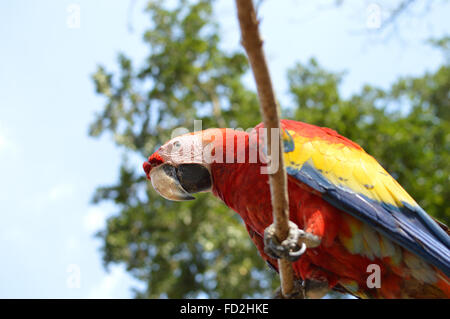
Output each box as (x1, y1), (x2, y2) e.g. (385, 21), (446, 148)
(158, 133), (205, 166)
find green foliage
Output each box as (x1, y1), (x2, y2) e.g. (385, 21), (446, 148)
(90, 0), (449, 298)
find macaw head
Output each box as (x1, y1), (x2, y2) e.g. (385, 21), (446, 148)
(143, 130), (215, 201)
(144, 128), (253, 201)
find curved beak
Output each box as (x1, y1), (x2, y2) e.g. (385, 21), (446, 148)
(149, 164), (195, 201)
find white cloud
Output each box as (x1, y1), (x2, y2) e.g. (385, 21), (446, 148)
(48, 183), (75, 201)
(0, 134), (7, 151)
(0, 226), (25, 242)
(65, 235), (81, 254)
(0, 127), (17, 155)
(87, 266), (129, 299)
(82, 207), (108, 233)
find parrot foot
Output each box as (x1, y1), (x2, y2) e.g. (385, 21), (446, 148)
(263, 221), (321, 262)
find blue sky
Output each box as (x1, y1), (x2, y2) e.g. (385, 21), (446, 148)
(0, 0), (448, 298)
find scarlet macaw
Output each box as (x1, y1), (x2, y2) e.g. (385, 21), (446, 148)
(143, 119), (450, 298)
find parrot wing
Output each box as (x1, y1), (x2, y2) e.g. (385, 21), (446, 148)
(275, 119), (450, 276)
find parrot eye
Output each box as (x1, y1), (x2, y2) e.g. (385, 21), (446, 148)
(173, 141), (181, 149)
(176, 164), (212, 194)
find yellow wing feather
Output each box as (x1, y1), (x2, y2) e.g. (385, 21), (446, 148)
(283, 129), (417, 208)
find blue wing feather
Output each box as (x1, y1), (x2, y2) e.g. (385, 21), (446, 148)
(287, 160), (450, 276)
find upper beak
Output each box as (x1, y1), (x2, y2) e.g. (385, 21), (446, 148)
(149, 164), (195, 201)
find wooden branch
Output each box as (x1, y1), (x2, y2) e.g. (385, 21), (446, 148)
(234, 0), (300, 298)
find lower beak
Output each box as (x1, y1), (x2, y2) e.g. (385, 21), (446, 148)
(149, 164), (195, 201)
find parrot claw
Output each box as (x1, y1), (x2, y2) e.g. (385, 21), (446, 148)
(263, 221), (320, 262)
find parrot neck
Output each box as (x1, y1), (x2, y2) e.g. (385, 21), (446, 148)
(209, 129), (269, 222)
(211, 161), (254, 207)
